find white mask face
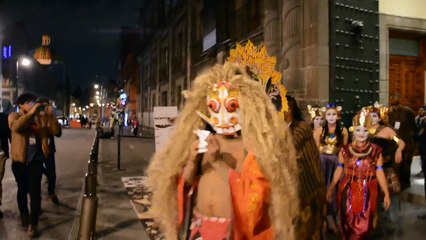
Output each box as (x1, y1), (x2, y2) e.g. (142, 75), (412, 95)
(313, 116), (323, 128)
(353, 125), (369, 142)
(325, 109), (338, 125)
(370, 112), (380, 125)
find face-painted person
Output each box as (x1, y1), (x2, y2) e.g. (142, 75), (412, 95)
(326, 109), (390, 239)
(313, 103), (349, 234)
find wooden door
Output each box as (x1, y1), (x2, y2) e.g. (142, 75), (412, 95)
(389, 56), (424, 111)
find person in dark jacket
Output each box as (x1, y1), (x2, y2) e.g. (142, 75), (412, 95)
(38, 98), (62, 204)
(387, 94), (417, 190)
(415, 106), (426, 197)
(0, 112), (11, 218)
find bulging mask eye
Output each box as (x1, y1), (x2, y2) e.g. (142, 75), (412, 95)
(208, 99), (220, 113)
(225, 98), (239, 112)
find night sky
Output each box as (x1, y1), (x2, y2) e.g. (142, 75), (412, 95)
(0, 0), (142, 90)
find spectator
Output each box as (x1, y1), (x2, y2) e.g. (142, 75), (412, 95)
(415, 106), (426, 177)
(415, 106), (426, 199)
(8, 93), (61, 237)
(0, 112), (11, 219)
(38, 98), (62, 205)
(131, 115), (139, 136)
(109, 114), (115, 139)
(387, 94), (417, 189)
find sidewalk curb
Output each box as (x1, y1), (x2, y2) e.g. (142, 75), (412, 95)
(68, 179), (85, 240)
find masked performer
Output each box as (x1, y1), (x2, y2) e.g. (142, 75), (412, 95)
(326, 109), (390, 239)
(147, 61), (299, 240)
(313, 103), (348, 233)
(228, 41), (325, 240)
(308, 105), (323, 131)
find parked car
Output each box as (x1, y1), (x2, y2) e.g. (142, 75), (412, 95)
(57, 116), (69, 127)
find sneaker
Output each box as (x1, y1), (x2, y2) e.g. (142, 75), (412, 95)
(28, 224), (39, 238)
(49, 194), (60, 205)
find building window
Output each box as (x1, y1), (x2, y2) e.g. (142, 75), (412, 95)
(233, 0), (261, 37)
(176, 86), (182, 108)
(202, 0), (216, 51)
(162, 91), (168, 106)
(389, 38), (419, 57)
(152, 93), (156, 111)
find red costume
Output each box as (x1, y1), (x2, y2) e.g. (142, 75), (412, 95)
(337, 143), (381, 240)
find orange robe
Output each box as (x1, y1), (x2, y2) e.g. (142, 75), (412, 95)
(178, 151), (273, 240)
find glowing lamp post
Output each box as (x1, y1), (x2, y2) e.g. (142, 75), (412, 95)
(15, 57), (32, 99)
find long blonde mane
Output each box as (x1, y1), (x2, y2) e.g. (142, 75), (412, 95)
(146, 62), (299, 239)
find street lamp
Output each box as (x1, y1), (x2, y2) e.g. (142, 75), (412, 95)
(15, 57), (32, 100)
(93, 82), (105, 120)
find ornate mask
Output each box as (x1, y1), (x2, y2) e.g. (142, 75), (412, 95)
(196, 80), (241, 135)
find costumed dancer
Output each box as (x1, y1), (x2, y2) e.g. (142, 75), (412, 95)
(326, 109), (391, 240)
(285, 96), (326, 240)
(366, 103), (405, 230)
(146, 61), (299, 240)
(308, 105), (323, 131)
(313, 103), (349, 233)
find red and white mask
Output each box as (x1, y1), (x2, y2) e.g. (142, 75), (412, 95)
(197, 80), (241, 135)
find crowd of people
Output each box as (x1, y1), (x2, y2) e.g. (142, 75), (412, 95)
(0, 93), (62, 238)
(146, 41), (425, 240)
(1, 42), (425, 239)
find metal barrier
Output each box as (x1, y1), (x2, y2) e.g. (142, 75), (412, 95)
(78, 132), (100, 240)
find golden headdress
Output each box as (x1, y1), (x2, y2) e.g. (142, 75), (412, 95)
(227, 40), (288, 116)
(373, 101), (388, 119)
(307, 104), (321, 120)
(349, 107), (375, 134)
(320, 103), (343, 118)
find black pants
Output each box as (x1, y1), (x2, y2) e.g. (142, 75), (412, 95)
(42, 153), (56, 195)
(421, 154), (426, 197)
(12, 161), (42, 225)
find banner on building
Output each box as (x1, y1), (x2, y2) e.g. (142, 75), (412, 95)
(153, 106), (178, 151)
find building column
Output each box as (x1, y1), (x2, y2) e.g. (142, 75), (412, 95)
(263, 0), (280, 60)
(280, 0), (303, 95)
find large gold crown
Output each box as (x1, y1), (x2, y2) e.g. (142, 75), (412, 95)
(227, 40), (288, 114)
(349, 107), (375, 135)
